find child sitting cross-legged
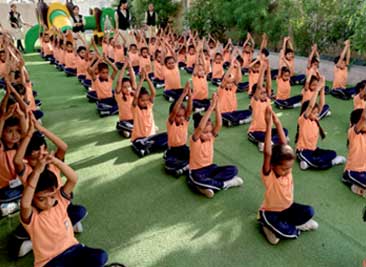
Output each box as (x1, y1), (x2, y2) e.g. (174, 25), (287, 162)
(20, 151), (109, 267)
(258, 107), (318, 245)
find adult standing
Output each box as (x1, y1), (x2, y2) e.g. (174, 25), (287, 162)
(144, 3), (158, 41)
(72, 5), (85, 34)
(9, 4), (32, 52)
(114, 0), (132, 46)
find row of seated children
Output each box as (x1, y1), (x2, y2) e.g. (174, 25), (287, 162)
(0, 81), (126, 266)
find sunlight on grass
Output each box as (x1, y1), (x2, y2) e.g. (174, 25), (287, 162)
(25, 61), (50, 66)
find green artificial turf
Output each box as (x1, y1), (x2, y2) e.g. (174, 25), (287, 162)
(1, 53), (366, 267)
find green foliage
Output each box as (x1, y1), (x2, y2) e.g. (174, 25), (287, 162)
(186, 0), (366, 56)
(131, 0), (180, 27)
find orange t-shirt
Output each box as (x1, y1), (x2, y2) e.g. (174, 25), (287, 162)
(248, 98), (271, 133)
(223, 51), (231, 62)
(353, 94), (366, 110)
(167, 120), (189, 148)
(192, 76), (208, 100)
(0, 147), (16, 189)
(218, 85), (238, 113)
(177, 54), (186, 63)
(260, 169), (294, 212)
(76, 56), (88, 77)
(204, 58), (211, 74)
(186, 54), (196, 68)
(163, 66), (181, 90)
(107, 45), (114, 59)
(296, 115), (319, 151)
(95, 76), (113, 99)
(149, 43), (156, 56)
(128, 52), (140, 67)
(139, 56), (152, 73)
(115, 92), (133, 121)
(248, 71), (260, 94)
(42, 42), (53, 56)
(59, 50), (65, 65)
(64, 52), (77, 69)
(154, 61), (163, 80)
(242, 52), (252, 68)
(345, 127), (366, 172)
(333, 66), (347, 89)
(189, 135), (214, 170)
(114, 47), (125, 62)
(21, 190), (78, 267)
(102, 42), (108, 56)
(288, 59), (295, 76)
(212, 62), (224, 79)
(0, 61), (6, 77)
(276, 78), (291, 100)
(131, 103), (156, 141)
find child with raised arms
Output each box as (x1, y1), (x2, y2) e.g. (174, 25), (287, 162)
(295, 78), (345, 170)
(258, 107), (318, 245)
(342, 108), (366, 197)
(187, 93), (243, 198)
(331, 40), (355, 100)
(218, 61), (252, 127)
(131, 69), (168, 157)
(115, 59), (136, 137)
(20, 151), (108, 267)
(248, 58), (288, 151)
(165, 82), (192, 177)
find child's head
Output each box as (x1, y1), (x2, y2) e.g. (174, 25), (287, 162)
(121, 77), (132, 94)
(0, 50), (5, 62)
(235, 56), (244, 67)
(98, 62), (109, 80)
(261, 48), (270, 58)
(25, 132), (47, 167)
(243, 43), (253, 53)
(355, 80), (366, 98)
(193, 113), (213, 142)
(170, 101), (186, 125)
(203, 49), (209, 59)
(270, 144), (296, 176)
(150, 37), (156, 45)
(164, 56), (175, 70)
(196, 64), (205, 77)
(188, 45), (195, 55)
(2, 117), (21, 148)
(13, 70), (22, 84)
(140, 47), (149, 58)
(311, 56), (319, 69)
(252, 60), (260, 72)
(308, 75), (319, 92)
(155, 50), (162, 63)
(350, 108), (364, 127)
(65, 41), (73, 53)
(208, 40), (215, 48)
(252, 83), (267, 101)
(13, 84), (26, 102)
(137, 87), (150, 109)
(334, 56), (347, 69)
(33, 169), (58, 211)
(77, 46), (86, 58)
(214, 53), (223, 64)
(43, 33), (50, 42)
(129, 44), (138, 53)
(280, 67), (291, 81)
(73, 5), (80, 16)
(301, 100), (319, 120)
(285, 48), (294, 60)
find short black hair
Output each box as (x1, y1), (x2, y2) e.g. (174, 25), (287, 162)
(25, 131), (47, 157)
(4, 116), (20, 129)
(164, 56), (174, 65)
(355, 80), (366, 94)
(98, 62), (109, 72)
(13, 83), (26, 95)
(350, 108), (364, 126)
(77, 46), (86, 54)
(261, 48), (270, 57)
(129, 44), (137, 49)
(285, 48), (294, 55)
(66, 41), (73, 46)
(281, 66), (291, 74)
(140, 47), (148, 53)
(35, 168), (58, 193)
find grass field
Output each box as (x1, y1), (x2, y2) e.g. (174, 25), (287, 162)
(0, 53), (366, 267)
